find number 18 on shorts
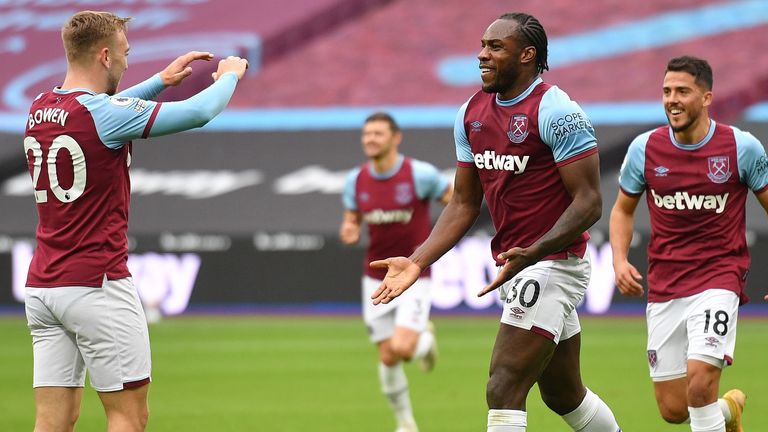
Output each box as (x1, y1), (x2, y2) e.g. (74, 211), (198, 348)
(646, 288), (739, 381)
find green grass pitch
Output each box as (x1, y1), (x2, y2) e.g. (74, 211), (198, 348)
(0, 315), (764, 431)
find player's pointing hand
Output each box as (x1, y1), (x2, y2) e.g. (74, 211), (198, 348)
(160, 51), (214, 87)
(477, 247), (535, 297)
(370, 257), (422, 305)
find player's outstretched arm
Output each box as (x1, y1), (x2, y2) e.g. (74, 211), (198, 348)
(146, 56), (248, 137)
(610, 190), (644, 297)
(371, 165), (483, 304)
(439, 182), (454, 205)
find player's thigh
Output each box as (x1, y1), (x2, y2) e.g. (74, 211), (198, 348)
(488, 323), (557, 403)
(362, 276), (397, 343)
(498, 253), (589, 344)
(34, 387), (83, 428)
(537, 328), (586, 414)
(25, 288), (86, 388)
(393, 277), (432, 333)
(652, 377), (689, 422)
(98, 383), (150, 425)
(646, 298), (689, 382)
(61, 278), (151, 392)
(686, 289), (739, 369)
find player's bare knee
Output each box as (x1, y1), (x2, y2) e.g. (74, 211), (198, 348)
(540, 388), (583, 415)
(657, 401), (689, 424)
(486, 367), (529, 408)
(379, 350), (400, 367)
(390, 340), (415, 360)
(686, 371), (718, 407)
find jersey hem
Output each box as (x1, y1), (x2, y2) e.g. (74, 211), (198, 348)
(555, 146), (598, 168)
(754, 183), (768, 194)
(619, 186), (643, 197)
(648, 285), (745, 305)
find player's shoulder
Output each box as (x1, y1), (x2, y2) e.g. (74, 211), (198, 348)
(726, 123), (763, 148)
(462, 90), (492, 114)
(345, 165), (362, 183)
(409, 158), (441, 179)
(631, 127), (666, 149)
(538, 84), (588, 120)
(409, 157), (438, 171)
(77, 93), (147, 111)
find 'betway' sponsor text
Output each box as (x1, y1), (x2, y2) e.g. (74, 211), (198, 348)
(651, 189), (728, 214)
(364, 209), (413, 225)
(473, 151), (529, 174)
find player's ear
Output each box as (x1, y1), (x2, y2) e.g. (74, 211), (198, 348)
(520, 46), (536, 65)
(393, 131), (403, 146)
(702, 90), (713, 108)
(98, 47), (110, 68)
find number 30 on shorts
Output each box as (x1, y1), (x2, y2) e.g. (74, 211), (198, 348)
(703, 309), (729, 336)
(505, 278), (540, 308)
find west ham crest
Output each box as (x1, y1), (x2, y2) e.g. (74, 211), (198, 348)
(707, 156), (732, 184)
(395, 182), (413, 205)
(507, 114), (529, 144)
(647, 350), (658, 369)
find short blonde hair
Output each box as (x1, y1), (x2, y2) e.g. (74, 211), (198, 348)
(61, 11), (131, 63)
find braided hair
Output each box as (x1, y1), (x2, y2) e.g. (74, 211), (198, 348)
(498, 12), (549, 75)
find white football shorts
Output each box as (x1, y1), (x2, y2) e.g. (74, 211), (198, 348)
(25, 277), (152, 392)
(498, 251), (590, 344)
(646, 288), (739, 381)
(362, 276), (432, 343)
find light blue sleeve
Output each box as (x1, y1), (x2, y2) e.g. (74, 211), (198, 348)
(454, 99), (473, 163)
(116, 74), (165, 100)
(734, 126), (768, 191)
(148, 72), (238, 137)
(77, 93), (160, 149)
(538, 86), (597, 163)
(342, 168), (361, 210)
(411, 159), (449, 200)
(80, 72), (238, 149)
(618, 131), (651, 195)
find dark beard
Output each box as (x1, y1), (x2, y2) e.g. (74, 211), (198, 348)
(667, 114), (695, 133)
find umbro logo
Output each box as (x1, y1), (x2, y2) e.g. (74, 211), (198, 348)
(470, 120), (482, 132)
(509, 306), (525, 319)
(654, 166), (670, 176)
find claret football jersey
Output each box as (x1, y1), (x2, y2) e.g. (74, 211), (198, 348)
(454, 77), (598, 265)
(619, 121), (768, 303)
(343, 156), (448, 279)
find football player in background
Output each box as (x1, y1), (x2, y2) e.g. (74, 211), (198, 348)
(340, 112), (452, 432)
